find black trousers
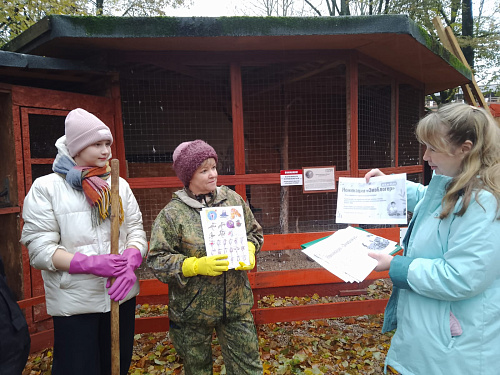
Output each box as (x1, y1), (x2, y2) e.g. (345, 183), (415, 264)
(51, 297), (136, 375)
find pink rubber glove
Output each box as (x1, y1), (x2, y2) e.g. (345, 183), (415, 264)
(450, 312), (463, 336)
(122, 248), (143, 270)
(106, 248), (143, 301)
(69, 252), (127, 277)
(107, 267), (136, 301)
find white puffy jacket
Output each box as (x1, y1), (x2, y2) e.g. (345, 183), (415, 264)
(20, 138), (147, 316)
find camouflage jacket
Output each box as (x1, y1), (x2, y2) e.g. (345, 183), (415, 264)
(147, 186), (263, 325)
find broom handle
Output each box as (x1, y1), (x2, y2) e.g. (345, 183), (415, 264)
(110, 159), (120, 375)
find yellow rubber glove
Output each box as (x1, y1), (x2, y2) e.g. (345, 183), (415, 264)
(182, 254), (229, 277)
(235, 242), (256, 271)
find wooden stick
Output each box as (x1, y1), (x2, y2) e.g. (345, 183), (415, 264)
(432, 16), (491, 113)
(110, 159), (120, 375)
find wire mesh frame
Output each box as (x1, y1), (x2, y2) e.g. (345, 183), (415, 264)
(118, 57), (425, 236)
(358, 63), (393, 170)
(241, 61), (347, 234)
(399, 85), (423, 167)
(120, 65), (234, 178)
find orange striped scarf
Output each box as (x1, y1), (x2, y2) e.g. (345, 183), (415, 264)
(77, 164), (124, 227)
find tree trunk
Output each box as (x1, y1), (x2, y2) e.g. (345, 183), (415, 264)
(96, 0), (104, 15)
(462, 0), (474, 68)
(340, 0), (350, 15)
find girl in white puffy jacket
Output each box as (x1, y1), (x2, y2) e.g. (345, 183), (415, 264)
(21, 108), (147, 375)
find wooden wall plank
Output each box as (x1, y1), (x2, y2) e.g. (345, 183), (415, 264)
(231, 63), (245, 176)
(0, 207), (20, 214)
(11, 86), (114, 113)
(127, 167), (422, 190)
(347, 51), (359, 176)
(29, 329), (54, 353)
(135, 316), (170, 334)
(260, 227), (400, 251)
(110, 77), (128, 178)
(253, 299), (388, 324)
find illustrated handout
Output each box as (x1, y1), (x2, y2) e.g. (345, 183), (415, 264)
(301, 226), (401, 282)
(200, 206), (249, 269)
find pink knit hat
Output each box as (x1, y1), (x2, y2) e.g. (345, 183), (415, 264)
(172, 140), (218, 186)
(65, 108), (113, 157)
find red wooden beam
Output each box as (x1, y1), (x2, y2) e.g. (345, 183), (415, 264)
(127, 168), (421, 189)
(358, 166), (423, 176)
(29, 329), (54, 353)
(252, 299), (388, 324)
(11, 85), (114, 114)
(248, 268), (389, 289)
(230, 62), (247, 199)
(127, 174), (282, 189)
(20, 266), (392, 307)
(134, 299), (389, 335)
(18, 295), (46, 310)
(261, 227), (400, 251)
(231, 63), (245, 175)
(254, 283), (371, 299)
(0, 207), (21, 215)
(111, 77), (128, 179)
(135, 316), (170, 334)
(347, 51), (359, 177)
(12, 105), (26, 207)
(393, 79), (399, 167)
(29, 158), (55, 164)
(139, 279), (169, 296)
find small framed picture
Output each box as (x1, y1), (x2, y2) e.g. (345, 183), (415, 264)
(302, 166), (336, 193)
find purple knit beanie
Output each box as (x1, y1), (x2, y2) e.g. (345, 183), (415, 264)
(172, 140), (218, 186)
(65, 108), (113, 157)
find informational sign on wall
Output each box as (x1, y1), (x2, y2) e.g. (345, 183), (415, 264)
(280, 169), (303, 186)
(302, 166), (336, 193)
(200, 206), (249, 269)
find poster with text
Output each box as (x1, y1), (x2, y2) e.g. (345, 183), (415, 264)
(336, 173), (407, 224)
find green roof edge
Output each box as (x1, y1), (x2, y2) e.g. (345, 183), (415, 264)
(2, 14), (471, 80)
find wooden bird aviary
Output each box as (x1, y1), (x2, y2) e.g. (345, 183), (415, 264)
(0, 15), (480, 352)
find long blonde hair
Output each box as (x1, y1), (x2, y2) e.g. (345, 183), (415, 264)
(416, 103), (500, 218)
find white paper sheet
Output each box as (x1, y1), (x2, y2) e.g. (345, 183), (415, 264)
(200, 206), (249, 269)
(302, 226), (400, 282)
(336, 174), (408, 224)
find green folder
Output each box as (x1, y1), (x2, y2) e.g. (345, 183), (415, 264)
(300, 235), (330, 249)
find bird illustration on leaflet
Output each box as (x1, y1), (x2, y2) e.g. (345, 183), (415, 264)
(200, 206), (249, 269)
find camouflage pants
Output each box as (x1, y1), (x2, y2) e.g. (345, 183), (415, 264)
(169, 311), (263, 375)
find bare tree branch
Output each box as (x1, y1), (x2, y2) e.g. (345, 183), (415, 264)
(304, 0), (323, 16)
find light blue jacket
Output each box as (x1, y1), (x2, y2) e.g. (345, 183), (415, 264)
(383, 174), (500, 375)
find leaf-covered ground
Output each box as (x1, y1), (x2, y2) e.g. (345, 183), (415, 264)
(23, 280), (393, 375)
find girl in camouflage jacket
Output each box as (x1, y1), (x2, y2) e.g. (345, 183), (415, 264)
(147, 140), (264, 375)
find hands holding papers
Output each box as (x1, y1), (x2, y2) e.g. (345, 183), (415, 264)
(301, 171), (406, 282)
(301, 226), (401, 283)
(368, 252), (394, 272)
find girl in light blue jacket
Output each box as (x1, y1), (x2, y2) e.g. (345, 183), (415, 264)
(366, 103), (500, 375)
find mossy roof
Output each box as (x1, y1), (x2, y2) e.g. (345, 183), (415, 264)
(2, 14), (471, 94)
